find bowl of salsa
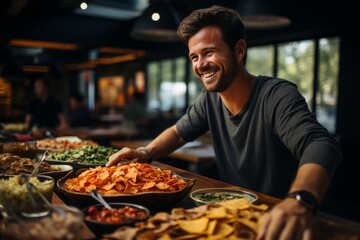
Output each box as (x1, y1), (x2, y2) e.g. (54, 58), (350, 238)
(82, 202), (150, 237)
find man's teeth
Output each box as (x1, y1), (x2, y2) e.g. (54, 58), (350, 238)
(203, 72), (215, 78)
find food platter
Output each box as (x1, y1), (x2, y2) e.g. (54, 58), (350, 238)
(0, 152), (72, 177)
(104, 198), (269, 240)
(36, 137), (98, 152)
(44, 145), (117, 170)
(57, 165), (196, 209)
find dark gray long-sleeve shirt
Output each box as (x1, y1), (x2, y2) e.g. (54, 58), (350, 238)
(176, 76), (341, 198)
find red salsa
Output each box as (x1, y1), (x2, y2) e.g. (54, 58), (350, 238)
(86, 206), (148, 224)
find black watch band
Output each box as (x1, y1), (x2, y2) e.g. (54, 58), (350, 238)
(286, 190), (318, 215)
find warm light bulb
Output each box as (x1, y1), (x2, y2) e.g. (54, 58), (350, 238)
(151, 12), (160, 21)
(80, 2), (88, 10)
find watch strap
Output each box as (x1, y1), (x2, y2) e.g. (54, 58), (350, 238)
(136, 147), (152, 163)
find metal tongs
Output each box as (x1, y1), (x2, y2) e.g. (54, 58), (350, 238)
(90, 190), (113, 210)
(30, 150), (49, 177)
(23, 177), (83, 218)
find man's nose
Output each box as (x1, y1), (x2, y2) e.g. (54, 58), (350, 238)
(197, 56), (209, 71)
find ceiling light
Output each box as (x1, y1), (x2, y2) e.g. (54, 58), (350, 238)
(74, 1), (147, 21)
(80, 2), (88, 10)
(237, 0), (291, 30)
(131, 0), (180, 42)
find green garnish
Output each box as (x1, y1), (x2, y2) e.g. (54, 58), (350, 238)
(48, 145), (118, 165)
(194, 192), (252, 203)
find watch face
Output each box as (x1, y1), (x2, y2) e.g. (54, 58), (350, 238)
(288, 191), (318, 207)
(287, 190), (318, 215)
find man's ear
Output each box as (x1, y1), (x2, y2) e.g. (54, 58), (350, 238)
(234, 39), (246, 63)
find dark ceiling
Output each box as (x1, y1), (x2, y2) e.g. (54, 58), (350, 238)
(0, 0), (344, 75)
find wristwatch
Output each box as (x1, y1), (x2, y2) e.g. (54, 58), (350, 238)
(286, 190), (318, 215)
(136, 147), (152, 163)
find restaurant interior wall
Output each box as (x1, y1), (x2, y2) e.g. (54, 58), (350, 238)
(94, 59), (145, 109)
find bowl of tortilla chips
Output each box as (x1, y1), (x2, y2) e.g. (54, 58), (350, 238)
(57, 163), (195, 209)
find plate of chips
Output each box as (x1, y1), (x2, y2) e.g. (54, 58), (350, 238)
(57, 163), (196, 209)
(103, 199), (269, 240)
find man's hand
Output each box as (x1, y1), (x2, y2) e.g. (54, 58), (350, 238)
(106, 147), (148, 166)
(256, 198), (315, 240)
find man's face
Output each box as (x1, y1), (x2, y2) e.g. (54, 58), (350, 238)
(188, 26), (239, 92)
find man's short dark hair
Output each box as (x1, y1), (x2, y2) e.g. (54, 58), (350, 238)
(177, 5), (246, 50)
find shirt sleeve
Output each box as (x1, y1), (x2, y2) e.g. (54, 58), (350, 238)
(176, 90), (210, 142)
(266, 79), (342, 178)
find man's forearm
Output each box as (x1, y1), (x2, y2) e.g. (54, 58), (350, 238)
(289, 163), (330, 202)
(146, 125), (186, 161)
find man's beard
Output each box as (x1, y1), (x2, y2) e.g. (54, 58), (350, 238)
(203, 55), (239, 93)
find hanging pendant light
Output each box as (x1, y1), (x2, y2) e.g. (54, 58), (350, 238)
(131, 0), (181, 42)
(237, 0), (291, 30)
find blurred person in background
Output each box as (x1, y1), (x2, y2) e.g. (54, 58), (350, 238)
(25, 77), (68, 130)
(107, 5), (342, 240)
(68, 91), (93, 128)
(119, 91), (149, 137)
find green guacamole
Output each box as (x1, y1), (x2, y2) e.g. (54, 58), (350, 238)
(194, 192), (253, 203)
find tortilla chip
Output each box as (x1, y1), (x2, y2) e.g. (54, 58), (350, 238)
(218, 199), (250, 211)
(177, 217), (209, 234)
(207, 220), (217, 235)
(206, 207), (227, 219)
(210, 222), (234, 240)
(251, 203), (269, 211)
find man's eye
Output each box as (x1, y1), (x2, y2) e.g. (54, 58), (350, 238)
(205, 51), (213, 56)
(190, 56), (198, 62)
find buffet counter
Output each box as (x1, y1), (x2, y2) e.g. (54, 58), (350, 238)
(53, 161), (360, 240)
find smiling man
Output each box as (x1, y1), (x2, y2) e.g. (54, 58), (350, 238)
(107, 5), (341, 240)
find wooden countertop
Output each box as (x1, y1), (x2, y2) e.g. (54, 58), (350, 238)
(52, 161), (360, 240)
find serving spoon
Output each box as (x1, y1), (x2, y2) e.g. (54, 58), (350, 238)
(90, 190), (113, 210)
(30, 150), (49, 177)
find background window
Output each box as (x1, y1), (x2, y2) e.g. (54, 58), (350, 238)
(188, 61), (204, 105)
(146, 57), (187, 115)
(277, 40), (315, 109)
(316, 37), (340, 134)
(247, 45), (274, 76)
(247, 37), (339, 133)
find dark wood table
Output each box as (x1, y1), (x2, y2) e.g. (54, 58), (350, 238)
(111, 140), (216, 163)
(53, 161), (360, 240)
